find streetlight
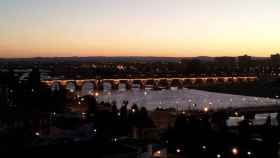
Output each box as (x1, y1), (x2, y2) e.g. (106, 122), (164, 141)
(113, 137), (118, 142)
(247, 151), (252, 156)
(95, 92), (99, 97)
(204, 107), (209, 113)
(232, 147), (239, 155)
(202, 145), (207, 151)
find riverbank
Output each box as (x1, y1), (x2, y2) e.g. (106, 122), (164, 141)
(192, 79), (280, 98)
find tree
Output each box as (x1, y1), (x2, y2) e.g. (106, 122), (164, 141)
(28, 67), (40, 92)
(85, 95), (97, 114)
(111, 101), (118, 117)
(50, 89), (67, 112)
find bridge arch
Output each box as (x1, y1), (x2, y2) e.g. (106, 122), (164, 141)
(51, 81), (61, 91)
(101, 80), (113, 91)
(157, 79), (170, 89)
(241, 77), (249, 82)
(195, 78), (204, 85)
(227, 77), (234, 83)
(144, 79), (156, 90)
(206, 78), (215, 84)
(236, 77), (245, 83)
(170, 79), (183, 88)
(131, 80), (143, 89)
(81, 81), (95, 95)
(248, 77), (257, 82)
(118, 80), (129, 91)
(217, 78), (225, 84)
(183, 78), (194, 87)
(65, 81), (76, 92)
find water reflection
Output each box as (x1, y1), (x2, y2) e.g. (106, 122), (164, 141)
(89, 88), (279, 111)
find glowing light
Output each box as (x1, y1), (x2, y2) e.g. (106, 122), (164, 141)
(156, 150), (161, 154)
(113, 138), (118, 142)
(247, 151), (252, 156)
(176, 148), (181, 153)
(35, 132), (40, 136)
(117, 112), (121, 116)
(204, 107), (209, 112)
(93, 129), (97, 133)
(95, 92), (99, 97)
(234, 112), (239, 116)
(132, 109), (135, 113)
(202, 145), (207, 150)
(217, 154), (221, 158)
(232, 147), (239, 155)
(144, 91), (148, 96)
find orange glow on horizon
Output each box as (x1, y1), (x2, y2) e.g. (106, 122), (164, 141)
(1, 0), (280, 58)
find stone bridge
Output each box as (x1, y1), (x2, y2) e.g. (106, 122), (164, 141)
(41, 76), (257, 92)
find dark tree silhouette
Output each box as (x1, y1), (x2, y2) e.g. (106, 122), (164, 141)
(84, 95), (97, 115)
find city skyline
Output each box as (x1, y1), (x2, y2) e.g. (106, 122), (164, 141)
(1, 0), (280, 58)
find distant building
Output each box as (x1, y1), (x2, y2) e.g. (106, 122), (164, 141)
(0, 82), (8, 108)
(0, 71), (15, 108)
(214, 57), (236, 63)
(238, 54), (252, 63)
(271, 53), (280, 65)
(238, 55), (252, 71)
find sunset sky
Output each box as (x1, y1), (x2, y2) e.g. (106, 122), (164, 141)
(1, 0), (280, 58)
